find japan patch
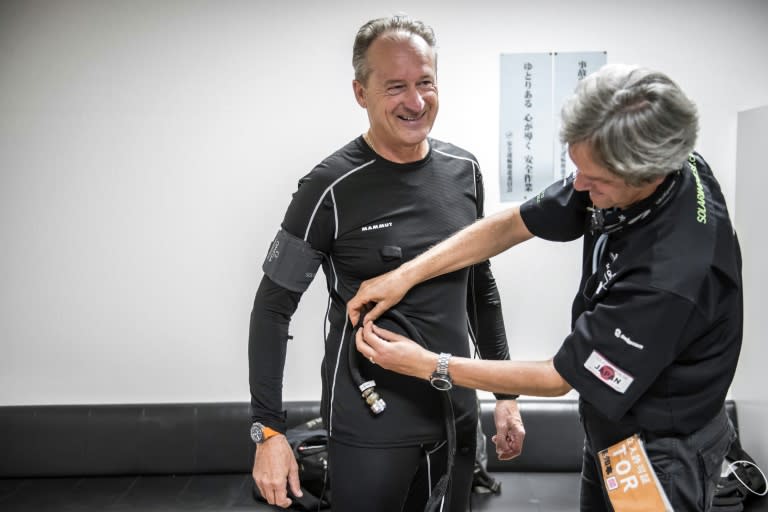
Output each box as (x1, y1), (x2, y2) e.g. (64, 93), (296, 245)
(584, 350), (634, 394)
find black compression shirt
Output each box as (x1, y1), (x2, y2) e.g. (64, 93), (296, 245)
(249, 136), (510, 447)
(520, 152), (743, 448)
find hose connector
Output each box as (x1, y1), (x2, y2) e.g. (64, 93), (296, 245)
(359, 380), (386, 415)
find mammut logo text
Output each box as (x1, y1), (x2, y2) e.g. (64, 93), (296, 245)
(361, 222), (393, 232)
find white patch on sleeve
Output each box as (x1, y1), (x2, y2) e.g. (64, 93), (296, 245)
(584, 350), (634, 394)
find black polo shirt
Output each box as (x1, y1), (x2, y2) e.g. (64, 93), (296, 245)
(520, 152), (742, 448)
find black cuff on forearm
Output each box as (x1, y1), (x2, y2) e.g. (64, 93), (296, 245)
(494, 393), (519, 400)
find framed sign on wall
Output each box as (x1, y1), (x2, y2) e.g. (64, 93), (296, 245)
(499, 51), (606, 202)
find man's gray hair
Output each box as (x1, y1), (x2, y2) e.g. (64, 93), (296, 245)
(560, 63), (698, 186)
(352, 14), (437, 84)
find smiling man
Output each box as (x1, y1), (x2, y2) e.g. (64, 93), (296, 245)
(350, 63), (744, 511)
(248, 14), (523, 512)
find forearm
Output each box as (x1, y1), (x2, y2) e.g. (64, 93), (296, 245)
(357, 322), (570, 397)
(449, 358), (571, 397)
(468, 260), (518, 399)
(249, 276), (302, 428)
(469, 260), (508, 360)
(399, 206), (532, 287)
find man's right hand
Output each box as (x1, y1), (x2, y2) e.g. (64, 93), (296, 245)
(347, 268), (410, 326)
(252, 435), (302, 508)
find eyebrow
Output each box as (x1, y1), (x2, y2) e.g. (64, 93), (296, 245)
(383, 74), (434, 86)
(580, 171), (621, 185)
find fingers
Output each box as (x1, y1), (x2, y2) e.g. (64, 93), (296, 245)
(492, 423), (525, 460)
(287, 459), (303, 500)
(254, 472), (293, 508)
(497, 431), (524, 460)
(354, 324), (373, 359)
(509, 437), (524, 459)
(369, 322), (402, 341)
(347, 299), (387, 326)
(355, 321), (409, 372)
(491, 429), (509, 459)
(252, 440), (300, 508)
(347, 284), (380, 326)
(492, 400), (526, 460)
(346, 296), (364, 326)
(361, 301), (389, 324)
(347, 270), (407, 325)
(354, 321), (389, 358)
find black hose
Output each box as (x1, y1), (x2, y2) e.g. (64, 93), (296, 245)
(348, 306), (386, 414)
(379, 308), (455, 512)
(330, 288), (456, 512)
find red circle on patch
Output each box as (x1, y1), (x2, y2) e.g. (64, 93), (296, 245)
(600, 365), (615, 380)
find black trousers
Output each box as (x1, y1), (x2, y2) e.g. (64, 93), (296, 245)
(327, 426), (476, 512)
(580, 406), (736, 511)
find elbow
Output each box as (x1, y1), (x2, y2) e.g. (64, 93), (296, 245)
(550, 379), (573, 397)
(538, 379), (571, 397)
(546, 360), (572, 397)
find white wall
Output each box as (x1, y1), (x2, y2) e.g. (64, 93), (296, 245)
(1, 0), (767, 406)
(731, 106), (768, 469)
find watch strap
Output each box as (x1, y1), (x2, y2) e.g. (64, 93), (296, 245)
(262, 426), (281, 440)
(436, 352), (451, 376)
(251, 422), (283, 444)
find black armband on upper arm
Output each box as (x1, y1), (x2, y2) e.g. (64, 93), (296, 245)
(262, 229), (323, 293)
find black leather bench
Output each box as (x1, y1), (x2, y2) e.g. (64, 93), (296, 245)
(0, 399), (741, 511)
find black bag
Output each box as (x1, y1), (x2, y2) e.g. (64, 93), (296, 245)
(255, 416), (500, 510)
(472, 412), (502, 495)
(253, 417), (331, 511)
(712, 439), (767, 511)
(472, 461), (502, 495)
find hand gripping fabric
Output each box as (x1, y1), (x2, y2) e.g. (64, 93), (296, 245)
(252, 417), (331, 510)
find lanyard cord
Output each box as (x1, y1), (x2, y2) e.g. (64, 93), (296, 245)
(592, 233), (609, 274)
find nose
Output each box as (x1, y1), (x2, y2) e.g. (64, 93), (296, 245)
(573, 170), (589, 191)
(402, 86), (426, 113)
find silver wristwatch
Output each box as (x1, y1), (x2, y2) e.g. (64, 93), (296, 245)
(429, 352), (453, 391)
(250, 421), (277, 444)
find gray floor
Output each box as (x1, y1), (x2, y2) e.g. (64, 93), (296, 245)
(0, 473), (578, 511)
(472, 473), (581, 512)
(2, 472), (767, 511)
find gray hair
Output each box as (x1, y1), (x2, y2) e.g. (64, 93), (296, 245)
(352, 15), (437, 84)
(560, 63), (698, 186)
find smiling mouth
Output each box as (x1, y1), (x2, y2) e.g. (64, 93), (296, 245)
(398, 111), (425, 122)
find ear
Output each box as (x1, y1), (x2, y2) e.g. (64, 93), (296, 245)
(353, 79), (367, 108)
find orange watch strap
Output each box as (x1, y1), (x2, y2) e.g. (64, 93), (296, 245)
(262, 426), (281, 440)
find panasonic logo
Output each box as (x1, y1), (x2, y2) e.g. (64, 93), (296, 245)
(361, 222), (393, 232)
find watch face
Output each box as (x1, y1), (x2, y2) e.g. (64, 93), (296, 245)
(430, 376), (453, 391)
(250, 422), (264, 443)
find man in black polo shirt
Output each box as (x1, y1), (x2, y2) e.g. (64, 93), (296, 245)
(350, 63), (743, 511)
